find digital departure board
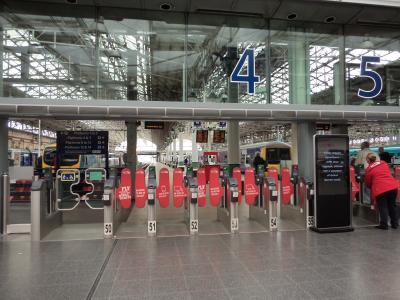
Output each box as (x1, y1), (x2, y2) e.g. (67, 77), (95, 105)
(144, 121), (164, 130)
(196, 130), (208, 143)
(57, 131), (108, 155)
(313, 135), (352, 232)
(213, 130), (226, 143)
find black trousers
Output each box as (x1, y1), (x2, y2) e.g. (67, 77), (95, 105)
(376, 189), (399, 227)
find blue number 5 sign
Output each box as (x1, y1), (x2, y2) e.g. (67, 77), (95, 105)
(230, 48), (260, 95)
(358, 56), (383, 99)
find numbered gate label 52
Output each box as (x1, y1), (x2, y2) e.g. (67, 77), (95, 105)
(104, 223), (113, 235)
(190, 220), (198, 232)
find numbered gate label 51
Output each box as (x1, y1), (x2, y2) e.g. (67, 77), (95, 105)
(148, 221), (156, 233)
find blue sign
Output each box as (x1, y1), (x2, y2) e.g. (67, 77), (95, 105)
(219, 121), (227, 128)
(61, 172), (76, 182)
(193, 121), (202, 128)
(358, 56), (383, 99)
(230, 48), (260, 95)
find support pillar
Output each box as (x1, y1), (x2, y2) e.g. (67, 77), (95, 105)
(297, 121), (316, 179)
(228, 47), (240, 171)
(191, 131), (198, 169)
(126, 121), (137, 191)
(288, 29), (310, 105)
(178, 132), (184, 166)
(0, 118), (8, 234)
(172, 138), (177, 167)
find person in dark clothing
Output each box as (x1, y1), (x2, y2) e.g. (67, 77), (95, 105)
(365, 153), (399, 229)
(378, 147), (392, 164)
(253, 152), (266, 171)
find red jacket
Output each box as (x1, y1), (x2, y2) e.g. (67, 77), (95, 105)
(365, 161), (399, 200)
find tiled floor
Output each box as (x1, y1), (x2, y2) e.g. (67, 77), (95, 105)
(2, 228), (400, 299)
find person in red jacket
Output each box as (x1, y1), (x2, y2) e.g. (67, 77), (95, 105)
(365, 153), (399, 229)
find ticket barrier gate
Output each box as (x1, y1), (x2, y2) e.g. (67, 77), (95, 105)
(352, 168), (379, 226)
(217, 177), (240, 233)
(249, 177), (278, 231)
(184, 176), (199, 234)
(302, 178), (314, 229)
(146, 175), (157, 236)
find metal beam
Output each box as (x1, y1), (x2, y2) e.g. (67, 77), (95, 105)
(0, 97), (399, 122)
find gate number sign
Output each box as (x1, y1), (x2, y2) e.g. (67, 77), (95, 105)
(230, 48), (260, 95)
(230, 51), (383, 98)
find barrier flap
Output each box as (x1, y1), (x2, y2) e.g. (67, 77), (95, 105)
(197, 168), (207, 207)
(156, 168), (170, 208)
(244, 168), (258, 205)
(232, 167), (242, 205)
(209, 167), (222, 207)
(173, 168), (186, 208)
(299, 180), (306, 205)
(350, 166), (360, 202)
(134, 168), (147, 208)
(396, 166), (400, 202)
(281, 167), (292, 205)
(116, 168), (132, 209)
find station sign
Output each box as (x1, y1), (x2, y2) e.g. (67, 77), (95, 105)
(61, 172), (76, 182)
(193, 121), (202, 128)
(57, 131), (108, 155)
(316, 123), (330, 131)
(313, 134), (352, 232)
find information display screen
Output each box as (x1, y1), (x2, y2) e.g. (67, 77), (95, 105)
(57, 131), (108, 155)
(89, 171), (103, 181)
(196, 130), (208, 143)
(213, 130), (226, 143)
(144, 121), (164, 130)
(314, 135), (351, 229)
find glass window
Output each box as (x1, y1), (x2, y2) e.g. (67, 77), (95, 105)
(187, 16), (268, 104)
(345, 26), (400, 106)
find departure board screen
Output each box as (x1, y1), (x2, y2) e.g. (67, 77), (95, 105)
(57, 131), (108, 155)
(213, 130), (226, 143)
(314, 135), (351, 229)
(196, 130), (208, 143)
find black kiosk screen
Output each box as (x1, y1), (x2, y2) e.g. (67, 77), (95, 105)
(315, 135), (350, 229)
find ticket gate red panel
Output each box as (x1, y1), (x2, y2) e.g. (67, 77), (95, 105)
(395, 166), (400, 202)
(232, 167), (242, 205)
(281, 167), (292, 205)
(156, 168), (170, 208)
(244, 168), (258, 205)
(134, 169), (147, 208)
(350, 166), (359, 202)
(116, 168), (132, 208)
(209, 167), (223, 207)
(173, 168), (187, 208)
(197, 168), (207, 207)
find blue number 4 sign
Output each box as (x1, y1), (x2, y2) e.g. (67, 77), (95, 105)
(230, 48), (260, 95)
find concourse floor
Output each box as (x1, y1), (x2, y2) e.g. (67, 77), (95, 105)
(2, 228), (400, 299)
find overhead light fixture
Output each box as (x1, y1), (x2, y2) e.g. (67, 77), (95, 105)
(287, 13), (297, 20)
(160, 2), (173, 11)
(324, 16), (336, 24)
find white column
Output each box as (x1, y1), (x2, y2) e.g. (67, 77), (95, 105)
(178, 132), (184, 166)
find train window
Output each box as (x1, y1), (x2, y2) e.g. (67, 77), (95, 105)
(280, 148), (291, 160)
(44, 147), (56, 166)
(60, 154), (79, 166)
(267, 148), (279, 163)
